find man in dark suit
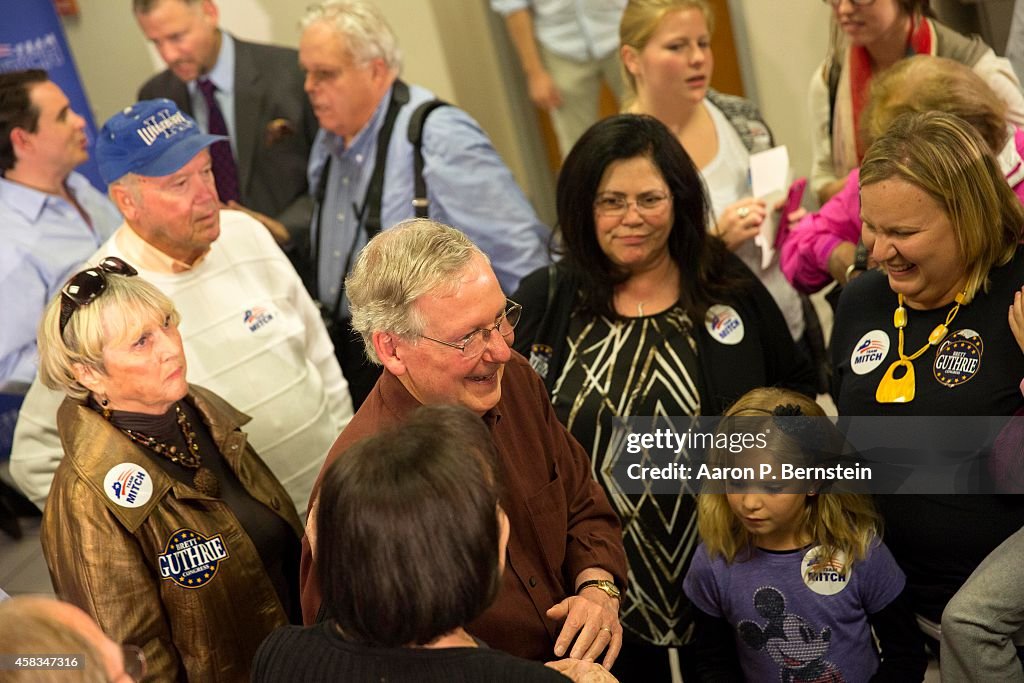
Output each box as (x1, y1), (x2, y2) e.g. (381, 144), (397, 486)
(134, 0), (317, 279)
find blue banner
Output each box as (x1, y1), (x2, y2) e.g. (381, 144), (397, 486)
(1, 0), (104, 190)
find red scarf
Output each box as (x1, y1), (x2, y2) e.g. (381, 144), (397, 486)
(847, 17), (933, 160)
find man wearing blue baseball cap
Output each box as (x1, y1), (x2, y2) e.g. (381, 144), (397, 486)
(10, 99), (353, 514)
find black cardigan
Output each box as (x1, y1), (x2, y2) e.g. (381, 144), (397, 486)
(511, 260), (816, 414)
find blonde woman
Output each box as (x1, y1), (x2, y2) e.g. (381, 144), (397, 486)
(620, 0), (808, 351)
(37, 263), (303, 682)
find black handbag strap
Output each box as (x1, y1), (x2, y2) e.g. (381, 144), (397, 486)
(361, 79), (410, 239)
(312, 80), (448, 316)
(311, 80), (410, 313)
(407, 98), (449, 217)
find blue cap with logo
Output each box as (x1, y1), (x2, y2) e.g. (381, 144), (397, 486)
(95, 99), (227, 184)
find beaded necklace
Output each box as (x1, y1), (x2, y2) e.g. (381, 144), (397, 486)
(875, 290), (967, 403)
(117, 404), (221, 497)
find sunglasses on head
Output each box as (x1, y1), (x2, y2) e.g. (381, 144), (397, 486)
(58, 257), (138, 336)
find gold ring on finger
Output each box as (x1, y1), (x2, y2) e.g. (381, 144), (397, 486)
(737, 206), (750, 219)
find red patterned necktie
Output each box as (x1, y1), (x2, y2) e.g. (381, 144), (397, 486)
(197, 78), (240, 203)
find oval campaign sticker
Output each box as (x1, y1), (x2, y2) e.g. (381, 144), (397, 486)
(933, 332), (982, 388)
(801, 546), (851, 596)
(850, 330), (890, 375)
(705, 305), (744, 345)
(103, 463), (153, 508)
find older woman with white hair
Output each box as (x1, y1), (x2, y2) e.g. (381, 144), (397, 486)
(37, 259), (303, 682)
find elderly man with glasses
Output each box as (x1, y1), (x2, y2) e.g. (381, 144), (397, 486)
(300, 219), (628, 671)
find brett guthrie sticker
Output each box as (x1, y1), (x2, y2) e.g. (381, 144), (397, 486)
(850, 330), (890, 375)
(705, 305), (744, 345)
(158, 529), (230, 589)
(933, 333), (982, 388)
(103, 463), (153, 508)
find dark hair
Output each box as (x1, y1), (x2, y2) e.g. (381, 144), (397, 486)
(0, 69), (48, 172)
(556, 113), (743, 320)
(316, 405), (503, 647)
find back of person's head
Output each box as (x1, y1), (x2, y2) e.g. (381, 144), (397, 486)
(619, 0), (712, 95)
(862, 55), (1008, 153)
(0, 69), (48, 171)
(558, 113), (736, 320)
(301, 0), (402, 71)
(346, 218), (488, 363)
(0, 597), (115, 682)
(37, 270), (179, 400)
(861, 110), (1024, 303)
(316, 404), (503, 647)
(697, 388), (879, 568)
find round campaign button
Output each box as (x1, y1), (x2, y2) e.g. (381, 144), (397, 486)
(103, 463), (153, 508)
(801, 546), (851, 596)
(705, 305), (744, 345)
(849, 330), (890, 375)
(933, 337), (981, 388)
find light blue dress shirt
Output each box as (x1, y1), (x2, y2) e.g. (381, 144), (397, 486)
(0, 172), (121, 386)
(489, 0), (627, 61)
(308, 82), (550, 316)
(186, 32), (237, 158)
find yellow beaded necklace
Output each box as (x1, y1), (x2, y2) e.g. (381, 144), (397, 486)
(875, 290), (967, 404)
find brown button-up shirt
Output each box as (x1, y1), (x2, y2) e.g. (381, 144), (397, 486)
(299, 352), (628, 660)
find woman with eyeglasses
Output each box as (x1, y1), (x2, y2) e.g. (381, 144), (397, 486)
(810, 0), (1024, 204)
(617, 0), (811, 373)
(512, 113), (816, 681)
(35, 259), (304, 682)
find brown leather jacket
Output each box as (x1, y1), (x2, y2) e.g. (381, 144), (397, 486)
(41, 385), (303, 682)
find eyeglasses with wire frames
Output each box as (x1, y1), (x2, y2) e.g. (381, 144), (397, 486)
(58, 257), (138, 336)
(418, 300), (522, 358)
(821, 0), (876, 7)
(593, 192), (672, 217)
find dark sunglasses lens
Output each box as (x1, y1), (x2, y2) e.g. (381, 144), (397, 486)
(97, 256), (138, 276)
(62, 269), (107, 306)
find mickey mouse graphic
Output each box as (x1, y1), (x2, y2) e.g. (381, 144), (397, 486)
(738, 586), (845, 683)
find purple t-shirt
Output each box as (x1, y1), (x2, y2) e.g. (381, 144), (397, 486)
(683, 538), (904, 682)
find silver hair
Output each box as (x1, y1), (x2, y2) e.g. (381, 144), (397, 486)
(301, 0), (403, 71)
(346, 219), (487, 364)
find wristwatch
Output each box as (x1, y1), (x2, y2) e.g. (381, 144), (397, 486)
(577, 579), (621, 600)
(845, 240), (870, 284)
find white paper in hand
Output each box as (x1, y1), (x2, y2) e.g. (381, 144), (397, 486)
(749, 145), (791, 269)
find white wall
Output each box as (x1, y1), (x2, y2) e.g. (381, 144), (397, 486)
(731, 0), (833, 195)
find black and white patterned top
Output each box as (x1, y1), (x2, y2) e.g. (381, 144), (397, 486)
(552, 305), (702, 647)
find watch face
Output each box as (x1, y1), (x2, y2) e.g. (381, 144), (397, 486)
(602, 581), (621, 598)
